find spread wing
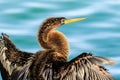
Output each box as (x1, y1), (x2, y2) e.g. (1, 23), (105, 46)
(41, 53), (115, 80)
(0, 33), (35, 80)
(61, 53), (115, 80)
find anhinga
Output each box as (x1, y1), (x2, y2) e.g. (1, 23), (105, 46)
(0, 17), (115, 80)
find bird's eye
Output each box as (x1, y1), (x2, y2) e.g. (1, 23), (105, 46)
(61, 19), (65, 24)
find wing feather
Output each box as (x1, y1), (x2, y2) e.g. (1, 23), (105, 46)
(60, 53), (115, 80)
(42, 53), (115, 80)
(41, 53), (114, 80)
(40, 63), (53, 80)
(0, 33), (35, 80)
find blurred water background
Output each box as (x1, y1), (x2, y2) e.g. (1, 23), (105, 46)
(0, 0), (120, 79)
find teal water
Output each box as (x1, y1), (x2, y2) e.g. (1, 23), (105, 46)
(0, 0), (120, 79)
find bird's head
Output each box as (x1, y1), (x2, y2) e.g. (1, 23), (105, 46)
(41, 17), (85, 30)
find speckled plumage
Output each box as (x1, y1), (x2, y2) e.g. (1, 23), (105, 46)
(0, 17), (115, 80)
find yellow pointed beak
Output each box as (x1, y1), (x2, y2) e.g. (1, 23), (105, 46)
(64, 18), (86, 24)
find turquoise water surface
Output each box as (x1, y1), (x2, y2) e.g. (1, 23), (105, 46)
(0, 0), (120, 79)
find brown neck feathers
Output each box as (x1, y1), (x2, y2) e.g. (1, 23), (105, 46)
(38, 18), (69, 60)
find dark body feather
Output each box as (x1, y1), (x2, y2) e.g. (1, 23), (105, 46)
(0, 17), (115, 80)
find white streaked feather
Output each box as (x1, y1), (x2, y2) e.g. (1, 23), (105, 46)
(0, 48), (14, 75)
(59, 53), (115, 80)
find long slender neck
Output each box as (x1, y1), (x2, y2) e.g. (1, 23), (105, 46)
(38, 24), (53, 49)
(38, 24), (69, 60)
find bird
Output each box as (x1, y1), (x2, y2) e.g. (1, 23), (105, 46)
(0, 17), (115, 80)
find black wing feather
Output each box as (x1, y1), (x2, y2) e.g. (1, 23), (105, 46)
(61, 53), (115, 80)
(0, 33), (34, 80)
